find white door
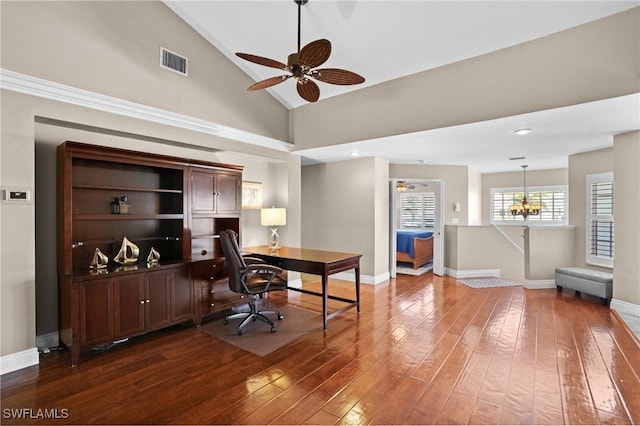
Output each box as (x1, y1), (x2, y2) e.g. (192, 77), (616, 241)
(389, 180), (398, 278)
(432, 180), (444, 276)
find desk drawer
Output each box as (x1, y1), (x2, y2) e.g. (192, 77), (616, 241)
(201, 281), (242, 315)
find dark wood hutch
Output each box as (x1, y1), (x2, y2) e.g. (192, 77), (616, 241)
(57, 141), (246, 365)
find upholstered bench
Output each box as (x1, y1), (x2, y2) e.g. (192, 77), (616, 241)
(555, 267), (613, 305)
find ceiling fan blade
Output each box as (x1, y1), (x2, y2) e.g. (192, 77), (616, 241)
(247, 75), (291, 91)
(299, 39), (331, 68)
(312, 68), (365, 85)
(235, 52), (287, 70)
(296, 79), (320, 102)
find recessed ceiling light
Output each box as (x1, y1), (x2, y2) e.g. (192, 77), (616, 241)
(417, 160), (428, 164)
(514, 128), (533, 136)
(349, 151), (360, 157)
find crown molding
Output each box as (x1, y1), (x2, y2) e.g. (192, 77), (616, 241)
(0, 68), (293, 152)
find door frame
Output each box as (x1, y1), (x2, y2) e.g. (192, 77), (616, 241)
(389, 178), (444, 277)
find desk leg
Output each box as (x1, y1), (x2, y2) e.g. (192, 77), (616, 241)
(322, 273), (328, 331)
(355, 263), (360, 314)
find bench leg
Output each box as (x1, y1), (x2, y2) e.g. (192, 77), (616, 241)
(556, 285), (563, 293)
(575, 290), (581, 298)
(600, 298), (610, 306)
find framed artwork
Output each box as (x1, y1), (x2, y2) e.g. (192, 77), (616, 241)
(242, 181), (263, 209)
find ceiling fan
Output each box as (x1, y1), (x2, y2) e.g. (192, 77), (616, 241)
(235, 0), (365, 103)
(396, 181), (430, 192)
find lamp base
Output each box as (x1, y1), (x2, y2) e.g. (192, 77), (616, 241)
(268, 227), (280, 249)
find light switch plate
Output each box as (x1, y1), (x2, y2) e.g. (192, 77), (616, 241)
(2, 186), (32, 204)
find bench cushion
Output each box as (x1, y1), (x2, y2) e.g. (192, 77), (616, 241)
(555, 267), (613, 300)
(555, 267), (613, 284)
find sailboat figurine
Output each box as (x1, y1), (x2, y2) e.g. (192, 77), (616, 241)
(113, 236), (140, 265)
(89, 248), (109, 269)
(146, 247), (160, 266)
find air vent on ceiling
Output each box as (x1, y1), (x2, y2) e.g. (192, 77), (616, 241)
(160, 47), (188, 76)
(509, 156), (526, 161)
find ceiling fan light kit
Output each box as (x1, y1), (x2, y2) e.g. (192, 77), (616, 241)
(235, 0), (365, 103)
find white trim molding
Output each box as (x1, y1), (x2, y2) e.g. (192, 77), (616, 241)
(610, 299), (640, 339)
(333, 271), (390, 285)
(0, 68), (293, 153)
(444, 268), (501, 279)
(524, 279), (556, 289)
(0, 347), (39, 375)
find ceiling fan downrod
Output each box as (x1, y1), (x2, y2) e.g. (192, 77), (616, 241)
(294, 0), (309, 53)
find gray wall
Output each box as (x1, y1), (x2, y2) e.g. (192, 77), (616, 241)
(301, 157), (389, 281)
(291, 8), (640, 150)
(613, 131), (640, 305)
(1, 1), (294, 358)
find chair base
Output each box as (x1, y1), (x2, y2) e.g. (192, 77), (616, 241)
(224, 295), (283, 335)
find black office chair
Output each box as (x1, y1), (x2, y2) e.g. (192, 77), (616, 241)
(219, 229), (287, 335)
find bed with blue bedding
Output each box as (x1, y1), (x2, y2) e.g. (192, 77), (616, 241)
(396, 229), (434, 269)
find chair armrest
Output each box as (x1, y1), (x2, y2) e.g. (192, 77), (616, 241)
(242, 263), (283, 275)
(243, 256), (267, 265)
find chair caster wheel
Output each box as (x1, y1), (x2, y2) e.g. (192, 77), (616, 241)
(277, 314), (284, 320)
(271, 327), (277, 333)
(223, 319), (229, 325)
(237, 330), (243, 336)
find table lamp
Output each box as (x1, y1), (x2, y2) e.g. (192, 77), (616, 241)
(261, 207), (286, 249)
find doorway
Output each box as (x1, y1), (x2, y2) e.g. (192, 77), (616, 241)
(389, 179), (444, 277)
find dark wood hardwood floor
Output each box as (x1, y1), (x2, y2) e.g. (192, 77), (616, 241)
(2, 273), (639, 425)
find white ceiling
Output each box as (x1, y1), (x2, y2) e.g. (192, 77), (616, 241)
(164, 1), (640, 172)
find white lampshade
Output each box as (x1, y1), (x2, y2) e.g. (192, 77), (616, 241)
(261, 207), (286, 226)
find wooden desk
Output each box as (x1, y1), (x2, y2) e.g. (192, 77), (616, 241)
(243, 246), (362, 330)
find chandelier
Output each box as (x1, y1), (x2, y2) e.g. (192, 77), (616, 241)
(510, 165), (541, 219)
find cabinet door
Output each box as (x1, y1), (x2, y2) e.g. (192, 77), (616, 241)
(114, 274), (145, 338)
(171, 264), (193, 322)
(216, 172), (241, 214)
(145, 269), (172, 330)
(191, 170), (240, 215)
(80, 278), (113, 346)
(191, 171), (215, 214)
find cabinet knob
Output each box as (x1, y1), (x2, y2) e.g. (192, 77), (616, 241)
(146, 299), (150, 304)
(140, 300), (145, 305)
(210, 303), (215, 307)
(210, 289), (215, 294)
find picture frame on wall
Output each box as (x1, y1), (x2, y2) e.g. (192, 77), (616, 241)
(242, 181), (263, 209)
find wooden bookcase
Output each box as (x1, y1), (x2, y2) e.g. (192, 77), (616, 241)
(57, 142), (243, 365)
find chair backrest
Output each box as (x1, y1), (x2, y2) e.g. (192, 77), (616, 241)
(219, 230), (247, 294)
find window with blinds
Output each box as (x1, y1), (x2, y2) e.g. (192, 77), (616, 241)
(400, 192), (435, 228)
(586, 173), (614, 267)
(490, 186), (567, 224)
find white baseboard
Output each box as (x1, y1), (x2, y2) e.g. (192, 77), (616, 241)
(524, 279), (556, 289)
(287, 278), (303, 289)
(610, 299), (640, 339)
(0, 347), (39, 375)
(332, 271), (390, 285)
(444, 268), (501, 279)
(36, 331), (60, 350)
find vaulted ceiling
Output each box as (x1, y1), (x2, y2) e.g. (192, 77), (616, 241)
(165, 1), (640, 172)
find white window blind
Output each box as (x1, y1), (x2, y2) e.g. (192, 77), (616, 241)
(586, 173), (614, 267)
(400, 192), (435, 228)
(490, 186), (567, 224)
